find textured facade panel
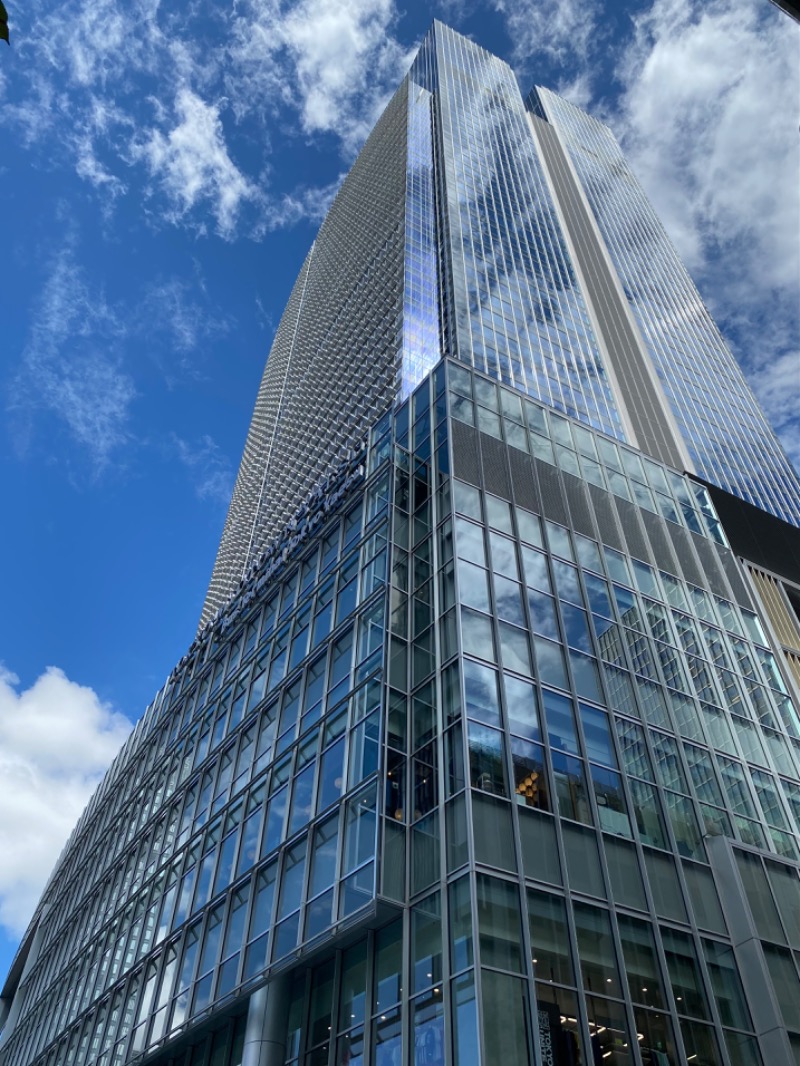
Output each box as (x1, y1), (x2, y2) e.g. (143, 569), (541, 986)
(588, 482), (624, 551)
(201, 79), (415, 626)
(532, 460), (569, 526)
(613, 495), (651, 565)
(450, 419), (481, 486)
(478, 432), (512, 501)
(560, 470), (595, 539)
(507, 447), (539, 514)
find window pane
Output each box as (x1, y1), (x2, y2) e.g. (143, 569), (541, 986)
(585, 996), (634, 1065)
(476, 875), (523, 972)
(660, 927), (709, 1019)
(339, 940), (368, 1029)
(527, 890), (574, 986)
(701, 939), (751, 1030)
(618, 915), (666, 1009)
(481, 971), (531, 1066)
(411, 892), (443, 994)
(573, 904), (622, 997)
(451, 972), (480, 1066)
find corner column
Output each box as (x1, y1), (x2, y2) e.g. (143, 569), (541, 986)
(242, 976), (290, 1066)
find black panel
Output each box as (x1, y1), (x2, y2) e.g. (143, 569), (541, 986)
(480, 433), (512, 501)
(508, 448), (540, 514)
(561, 472), (596, 539)
(451, 420), (482, 487)
(588, 484), (623, 550)
(534, 461), (569, 526)
(705, 482), (800, 586)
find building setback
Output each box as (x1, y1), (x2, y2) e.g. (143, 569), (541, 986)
(3, 21), (800, 1066)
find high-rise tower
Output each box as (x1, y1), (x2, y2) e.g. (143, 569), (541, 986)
(4, 22), (800, 1066)
(201, 23), (800, 629)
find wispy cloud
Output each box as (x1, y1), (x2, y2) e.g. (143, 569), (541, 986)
(131, 88), (263, 239)
(227, 0), (414, 152)
(0, 664), (131, 937)
(140, 275), (232, 368)
(492, 0), (602, 73)
(4, 0), (410, 235)
(609, 0), (800, 464)
(172, 433), (235, 506)
(613, 0), (799, 327)
(9, 239), (136, 474)
(748, 349), (800, 471)
(8, 231), (238, 475)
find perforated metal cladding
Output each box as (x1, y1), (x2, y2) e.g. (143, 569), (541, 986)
(588, 484), (624, 550)
(690, 535), (732, 600)
(201, 81), (412, 626)
(721, 554), (755, 609)
(531, 460), (569, 526)
(613, 497), (651, 565)
(479, 433), (512, 501)
(665, 523), (705, 590)
(640, 510), (680, 578)
(561, 472), (595, 539)
(451, 419), (482, 487)
(507, 447), (540, 514)
(203, 255), (313, 625)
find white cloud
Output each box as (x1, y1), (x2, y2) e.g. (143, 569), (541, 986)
(227, 0), (414, 153)
(608, 0), (800, 465)
(0, 665), (132, 937)
(173, 433), (235, 505)
(492, 0), (602, 71)
(141, 276), (231, 368)
(132, 88), (261, 239)
(10, 241), (136, 473)
(5, 0), (408, 234)
(749, 349), (800, 470)
(614, 0), (799, 329)
(261, 175), (345, 233)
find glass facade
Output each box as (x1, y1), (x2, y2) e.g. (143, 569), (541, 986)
(4, 22), (800, 1066)
(532, 86), (800, 528)
(3, 362), (799, 1066)
(409, 27), (625, 439)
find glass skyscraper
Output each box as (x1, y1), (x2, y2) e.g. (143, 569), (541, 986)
(3, 22), (800, 1066)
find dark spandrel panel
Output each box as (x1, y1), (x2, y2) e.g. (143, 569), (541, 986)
(587, 484), (624, 551)
(614, 496), (651, 566)
(451, 419), (482, 488)
(690, 535), (730, 599)
(640, 509), (680, 579)
(479, 433), (512, 502)
(508, 448), (539, 514)
(533, 461), (569, 526)
(560, 472), (595, 539)
(666, 523), (705, 590)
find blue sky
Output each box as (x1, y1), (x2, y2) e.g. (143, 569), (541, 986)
(0, 0), (798, 980)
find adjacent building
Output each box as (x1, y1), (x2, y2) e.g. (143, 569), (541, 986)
(3, 22), (800, 1066)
